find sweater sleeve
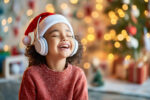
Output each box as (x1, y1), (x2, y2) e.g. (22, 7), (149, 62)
(19, 69), (36, 100)
(73, 69), (88, 100)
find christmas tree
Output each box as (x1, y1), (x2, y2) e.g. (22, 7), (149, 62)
(104, 0), (150, 59)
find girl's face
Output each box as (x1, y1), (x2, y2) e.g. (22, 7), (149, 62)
(44, 23), (74, 58)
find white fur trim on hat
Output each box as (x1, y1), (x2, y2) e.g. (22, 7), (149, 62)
(36, 14), (74, 37)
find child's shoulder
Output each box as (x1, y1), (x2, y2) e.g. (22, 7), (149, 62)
(23, 65), (41, 75)
(71, 64), (85, 76)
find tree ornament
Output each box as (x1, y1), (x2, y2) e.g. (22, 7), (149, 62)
(122, 0), (130, 4)
(96, 29), (103, 40)
(28, 0), (35, 10)
(126, 26), (137, 36)
(126, 36), (139, 49)
(13, 26), (19, 37)
(84, 4), (93, 16)
(131, 7), (140, 18)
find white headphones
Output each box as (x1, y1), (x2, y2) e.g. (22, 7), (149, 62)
(34, 15), (79, 56)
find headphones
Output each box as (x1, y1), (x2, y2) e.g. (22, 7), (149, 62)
(34, 17), (79, 56)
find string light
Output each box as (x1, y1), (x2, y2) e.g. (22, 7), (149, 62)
(4, 26), (8, 32)
(4, 0), (9, 4)
(81, 38), (88, 45)
(126, 36), (130, 41)
(125, 55), (131, 60)
(1, 19), (7, 26)
(83, 62), (90, 69)
(110, 29), (116, 40)
(83, 46), (87, 52)
(92, 11), (99, 18)
(96, 4), (103, 11)
(70, 0), (78, 4)
(26, 9), (33, 16)
(88, 26), (95, 33)
(144, 0), (148, 2)
(117, 9), (125, 17)
(4, 45), (9, 52)
(104, 33), (111, 41)
(144, 10), (148, 16)
(76, 10), (84, 19)
(87, 34), (95, 41)
(84, 17), (92, 24)
(108, 53), (114, 60)
(117, 34), (124, 41)
(122, 4), (128, 10)
(114, 41), (120, 48)
(146, 33), (150, 38)
(96, 0), (102, 3)
(8, 17), (12, 24)
(45, 4), (55, 13)
(60, 3), (68, 10)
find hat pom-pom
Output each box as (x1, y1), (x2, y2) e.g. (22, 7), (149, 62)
(22, 36), (31, 46)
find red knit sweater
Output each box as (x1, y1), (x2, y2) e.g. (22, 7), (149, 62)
(19, 64), (88, 100)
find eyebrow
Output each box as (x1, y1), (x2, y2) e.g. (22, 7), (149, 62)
(49, 29), (59, 34)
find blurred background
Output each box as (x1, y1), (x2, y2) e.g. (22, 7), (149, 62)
(0, 0), (150, 100)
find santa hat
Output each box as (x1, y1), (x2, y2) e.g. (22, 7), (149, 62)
(22, 12), (74, 45)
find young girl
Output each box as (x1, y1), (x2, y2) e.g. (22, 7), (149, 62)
(19, 12), (88, 100)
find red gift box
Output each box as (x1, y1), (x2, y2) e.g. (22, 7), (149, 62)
(128, 61), (149, 84)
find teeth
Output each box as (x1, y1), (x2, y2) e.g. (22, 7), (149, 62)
(60, 45), (69, 48)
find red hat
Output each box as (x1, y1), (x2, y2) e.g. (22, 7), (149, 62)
(22, 12), (54, 45)
(22, 12), (74, 46)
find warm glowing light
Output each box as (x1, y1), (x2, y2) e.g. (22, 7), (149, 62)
(92, 11), (99, 18)
(96, 0), (102, 3)
(108, 53), (114, 60)
(84, 17), (92, 24)
(87, 34), (95, 41)
(7, 17), (12, 24)
(126, 36), (130, 41)
(121, 30), (128, 37)
(96, 4), (103, 10)
(110, 30), (116, 40)
(70, 0), (78, 4)
(76, 10), (84, 18)
(83, 46), (87, 52)
(4, 45), (9, 52)
(111, 19), (117, 25)
(81, 38), (88, 45)
(122, 4), (128, 10)
(60, 3), (68, 10)
(132, 5), (137, 10)
(125, 55), (131, 60)
(117, 34), (124, 41)
(114, 41), (120, 48)
(104, 34), (111, 41)
(26, 9), (33, 16)
(4, 0), (9, 4)
(88, 26), (95, 33)
(144, 0), (148, 2)
(83, 62), (90, 69)
(117, 9), (125, 17)
(1, 19), (6, 26)
(45, 4), (55, 13)
(144, 10), (148, 16)
(146, 33), (150, 38)
(4, 26), (8, 32)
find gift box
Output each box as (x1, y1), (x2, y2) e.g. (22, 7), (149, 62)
(128, 61), (149, 84)
(116, 64), (128, 80)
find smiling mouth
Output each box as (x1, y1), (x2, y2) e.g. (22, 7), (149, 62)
(58, 43), (70, 50)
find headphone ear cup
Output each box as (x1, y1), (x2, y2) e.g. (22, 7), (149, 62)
(34, 37), (48, 56)
(70, 39), (79, 57)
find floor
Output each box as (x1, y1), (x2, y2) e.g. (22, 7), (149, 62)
(0, 79), (149, 100)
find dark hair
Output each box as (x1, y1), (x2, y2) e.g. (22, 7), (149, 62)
(25, 35), (83, 66)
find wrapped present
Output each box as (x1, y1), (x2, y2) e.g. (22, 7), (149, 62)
(116, 64), (128, 80)
(128, 61), (149, 84)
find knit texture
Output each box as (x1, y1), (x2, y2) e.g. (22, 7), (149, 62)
(19, 64), (88, 100)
